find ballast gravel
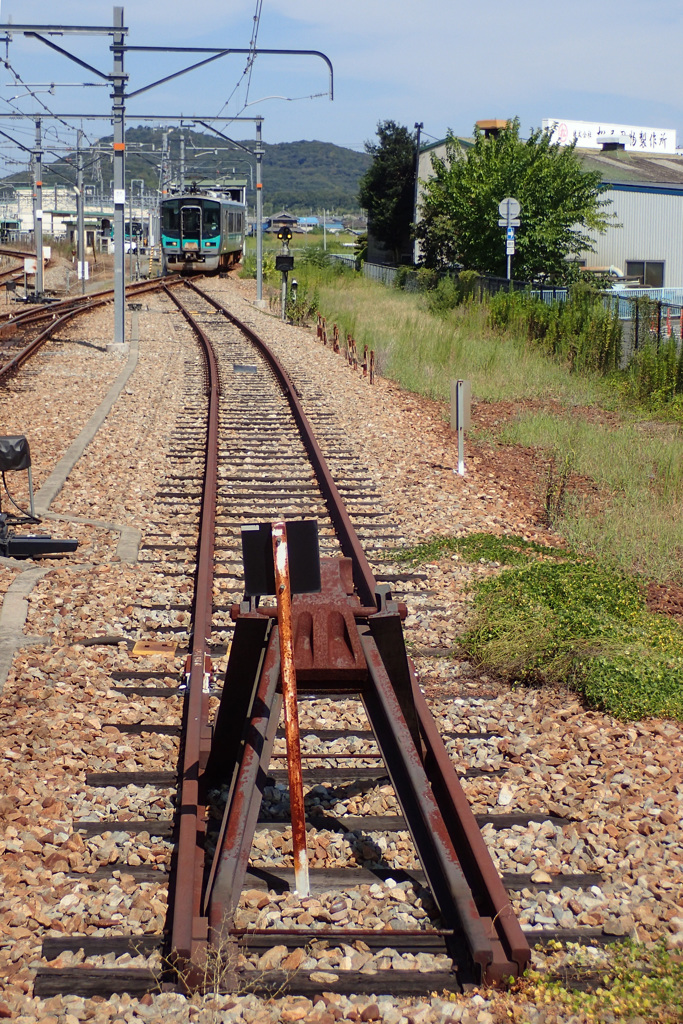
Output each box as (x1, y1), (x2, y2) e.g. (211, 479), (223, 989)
(0, 275), (680, 1024)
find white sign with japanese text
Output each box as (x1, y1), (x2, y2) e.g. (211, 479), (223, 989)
(542, 118), (677, 154)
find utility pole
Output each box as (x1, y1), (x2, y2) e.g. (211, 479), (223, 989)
(33, 119), (44, 296)
(179, 132), (185, 189)
(76, 129), (85, 294)
(111, 6), (127, 347)
(255, 118), (264, 305)
(160, 130), (168, 194)
(413, 122), (423, 265)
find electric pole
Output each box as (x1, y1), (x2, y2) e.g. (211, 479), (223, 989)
(255, 118), (264, 304)
(413, 122), (423, 265)
(112, 6), (126, 347)
(76, 129), (85, 294)
(34, 119), (44, 296)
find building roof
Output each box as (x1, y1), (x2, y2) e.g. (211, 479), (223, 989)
(578, 147), (683, 185)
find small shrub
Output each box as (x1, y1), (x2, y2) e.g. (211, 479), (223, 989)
(457, 269), (480, 301)
(462, 559), (683, 720)
(626, 335), (681, 407)
(238, 252), (277, 280)
(426, 275), (460, 315)
(391, 532), (568, 566)
(518, 940), (683, 1024)
(415, 266), (440, 291)
(299, 245), (332, 268)
(286, 284), (318, 325)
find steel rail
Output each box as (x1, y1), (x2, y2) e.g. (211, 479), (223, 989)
(161, 285), (222, 976)
(0, 245), (36, 260)
(175, 283), (531, 986)
(0, 277), (184, 383)
(182, 280), (378, 609)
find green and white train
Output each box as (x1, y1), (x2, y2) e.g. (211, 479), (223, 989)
(160, 185), (245, 273)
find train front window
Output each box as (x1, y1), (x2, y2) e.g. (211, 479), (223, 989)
(162, 201), (180, 238)
(181, 206), (202, 239)
(201, 201), (220, 237)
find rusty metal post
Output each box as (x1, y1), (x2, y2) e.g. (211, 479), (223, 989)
(362, 344), (368, 377)
(370, 349), (375, 384)
(271, 520), (310, 896)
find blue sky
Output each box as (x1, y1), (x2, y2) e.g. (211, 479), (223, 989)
(1, 0), (683, 165)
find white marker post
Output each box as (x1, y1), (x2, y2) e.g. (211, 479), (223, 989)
(450, 379), (471, 476)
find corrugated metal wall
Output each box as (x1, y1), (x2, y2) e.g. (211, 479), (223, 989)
(584, 188), (683, 285)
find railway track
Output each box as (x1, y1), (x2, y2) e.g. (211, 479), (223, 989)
(0, 276), (181, 383)
(5, 280), (636, 1004)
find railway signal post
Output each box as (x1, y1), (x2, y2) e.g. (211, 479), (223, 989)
(276, 225), (294, 321)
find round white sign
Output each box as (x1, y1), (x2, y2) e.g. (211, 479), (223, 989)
(498, 197), (521, 219)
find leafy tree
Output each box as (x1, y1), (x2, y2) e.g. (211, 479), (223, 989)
(358, 120), (416, 263)
(415, 118), (614, 282)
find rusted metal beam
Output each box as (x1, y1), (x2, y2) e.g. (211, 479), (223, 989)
(359, 629), (494, 982)
(271, 521), (309, 896)
(206, 630), (282, 940)
(163, 285), (221, 972)
(409, 667), (531, 981)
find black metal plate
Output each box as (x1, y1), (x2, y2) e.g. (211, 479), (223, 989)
(241, 520), (321, 596)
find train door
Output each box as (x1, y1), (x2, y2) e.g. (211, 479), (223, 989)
(180, 205), (202, 253)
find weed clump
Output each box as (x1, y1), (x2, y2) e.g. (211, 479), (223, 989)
(516, 940), (683, 1023)
(462, 559), (683, 720)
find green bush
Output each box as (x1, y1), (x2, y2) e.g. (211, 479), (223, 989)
(238, 251), (277, 280)
(426, 275), (460, 315)
(625, 334), (683, 409)
(286, 284), (319, 326)
(462, 559), (683, 720)
(415, 266), (440, 291)
(299, 244), (333, 268)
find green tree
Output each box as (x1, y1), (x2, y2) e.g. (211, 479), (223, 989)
(415, 118), (613, 282)
(358, 120), (416, 263)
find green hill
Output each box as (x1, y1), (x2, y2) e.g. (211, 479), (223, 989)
(2, 126), (370, 215)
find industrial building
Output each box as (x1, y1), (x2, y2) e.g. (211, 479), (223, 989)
(416, 120), (683, 287)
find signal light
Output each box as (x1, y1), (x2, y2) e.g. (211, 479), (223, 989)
(277, 225), (293, 242)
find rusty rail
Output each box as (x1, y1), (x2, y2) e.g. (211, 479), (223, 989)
(0, 277), (183, 384)
(161, 285), (221, 976)
(176, 282), (531, 988)
(182, 279), (377, 608)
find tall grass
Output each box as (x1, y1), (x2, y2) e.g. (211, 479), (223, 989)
(497, 412), (683, 582)
(290, 267), (683, 585)
(297, 265), (606, 405)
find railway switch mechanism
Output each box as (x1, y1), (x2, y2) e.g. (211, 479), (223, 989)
(0, 435), (78, 558)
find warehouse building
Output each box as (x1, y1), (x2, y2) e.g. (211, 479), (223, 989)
(416, 120), (683, 287)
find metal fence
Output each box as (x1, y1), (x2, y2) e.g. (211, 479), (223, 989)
(359, 261), (683, 364)
(362, 261), (398, 285)
(328, 252), (359, 270)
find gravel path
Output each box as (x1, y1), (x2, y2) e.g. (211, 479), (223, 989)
(0, 277), (680, 1024)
